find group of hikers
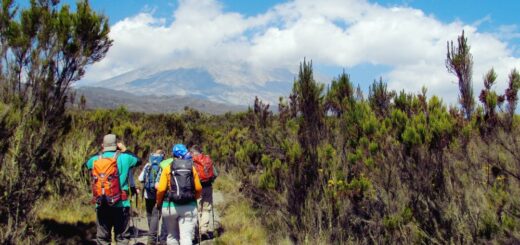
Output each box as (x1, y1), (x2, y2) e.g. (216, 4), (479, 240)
(85, 134), (218, 245)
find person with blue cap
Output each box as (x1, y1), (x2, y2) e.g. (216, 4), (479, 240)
(155, 144), (202, 245)
(150, 145), (193, 244)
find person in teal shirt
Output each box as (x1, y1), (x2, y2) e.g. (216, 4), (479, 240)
(84, 134), (141, 245)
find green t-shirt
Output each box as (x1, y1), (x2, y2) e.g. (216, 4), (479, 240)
(85, 151), (139, 208)
(160, 158), (173, 169)
(155, 158), (173, 183)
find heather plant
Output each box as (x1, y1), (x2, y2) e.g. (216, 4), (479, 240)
(446, 30), (475, 119)
(0, 0), (110, 242)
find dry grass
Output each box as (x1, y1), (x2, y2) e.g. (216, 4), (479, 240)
(213, 174), (274, 245)
(37, 194), (95, 224)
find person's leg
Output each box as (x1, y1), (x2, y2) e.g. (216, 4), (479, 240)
(178, 204), (198, 245)
(114, 207), (131, 245)
(162, 206), (180, 245)
(200, 185), (213, 235)
(145, 198), (155, 228)
(146, 199), (160, 244)
(159, 215), (168, 243)
(95, 206), (112, 245)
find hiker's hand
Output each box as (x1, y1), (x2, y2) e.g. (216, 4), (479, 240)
(117, 142), (127, 152)
(135, 188), (140, 194)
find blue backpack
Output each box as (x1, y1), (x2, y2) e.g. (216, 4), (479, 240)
(144, 154), (163, 199)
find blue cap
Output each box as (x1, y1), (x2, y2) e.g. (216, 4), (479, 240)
(172, 144), (188, 158)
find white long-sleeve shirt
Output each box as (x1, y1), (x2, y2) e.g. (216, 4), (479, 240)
(138, 163), (152, 199)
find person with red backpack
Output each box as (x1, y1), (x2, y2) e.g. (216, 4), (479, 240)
(156, 144), (202, 245)
(84, 134), (141, 245)
(190, 145), (218, 240)
(138, 148), (165, 244)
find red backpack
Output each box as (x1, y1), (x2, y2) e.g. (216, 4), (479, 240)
(193, 154), (215, 183)
(91, 152), (127, 206)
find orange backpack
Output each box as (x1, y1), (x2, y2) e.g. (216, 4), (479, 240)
(91, 152), (126, 206)
(193, 154), (215, 183)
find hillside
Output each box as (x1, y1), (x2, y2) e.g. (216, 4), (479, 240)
(85, 66), (294, 105)
(74, 86), (246, 114)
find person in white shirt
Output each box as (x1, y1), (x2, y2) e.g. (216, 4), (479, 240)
(138, 149), (166, 245)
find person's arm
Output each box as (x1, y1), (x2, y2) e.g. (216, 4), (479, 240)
(193, 167), (202, 199)
(156, 165), (169, 207)
(118, 142), (142, 167)
(84, 155), (96, 170)
(82, 157), (94, 180)
(138, 163), (149, 183)
(128, 169), (136, 188)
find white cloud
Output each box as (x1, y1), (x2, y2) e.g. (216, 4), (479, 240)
(82, 0), (520, 106)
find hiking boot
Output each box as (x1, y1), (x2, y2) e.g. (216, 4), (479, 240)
(201, 232), (214, 241)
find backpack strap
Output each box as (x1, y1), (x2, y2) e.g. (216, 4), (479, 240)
(113, 150), (120, 160)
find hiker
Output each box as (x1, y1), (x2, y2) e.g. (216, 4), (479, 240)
(138, 149), (165, 244)
(85, 134), (141, 245)
(156, 144), (202, 245)
(150, 150), (185, 244)
(152, 149), (189, 244)
(190, 145), (218, 240)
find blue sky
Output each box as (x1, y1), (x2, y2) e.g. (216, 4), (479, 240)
(41, 0), (518, 27)
(15, 0), (519, 104)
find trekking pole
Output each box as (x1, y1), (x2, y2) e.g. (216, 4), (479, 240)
(212, 203), (216, 239)
(198, 203), (202, 245)
(128, 177), (138, 244)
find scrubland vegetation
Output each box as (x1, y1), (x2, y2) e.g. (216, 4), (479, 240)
(1, 1), (520, 244)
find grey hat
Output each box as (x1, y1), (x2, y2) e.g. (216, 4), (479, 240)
(103, 134), (117, 152)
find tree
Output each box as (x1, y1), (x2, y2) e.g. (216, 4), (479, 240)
(325, 71), (354, 117)
(355, 83), (364, 101)
(368, 77), (395, 117)
(446, 30), (474, 119)
(287, 59), (324, 241)
(505, 68), (520, 129)
(478, 68), (503, 131)
(0, 0), (111, 242)
(79, 94), (87, 110)
(253, 96), (271, 128)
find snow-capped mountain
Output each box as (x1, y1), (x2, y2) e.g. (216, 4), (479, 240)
(86, 66), (295, 106)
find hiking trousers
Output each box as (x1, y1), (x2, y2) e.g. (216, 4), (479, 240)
(162, 203), (198, 245)
(146, 198), (159, 242)
(146, 198), (168, 243)
(198, 184), (213, 234)
(95, 206), (130, 245)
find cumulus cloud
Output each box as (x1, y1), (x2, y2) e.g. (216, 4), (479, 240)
(83, 0), (520, 105)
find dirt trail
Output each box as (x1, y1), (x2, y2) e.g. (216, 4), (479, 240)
(127, 191), (224, 244)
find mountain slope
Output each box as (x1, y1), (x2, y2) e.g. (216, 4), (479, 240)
(75, 86), (245, 114)
(87, 67), (294, 105)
